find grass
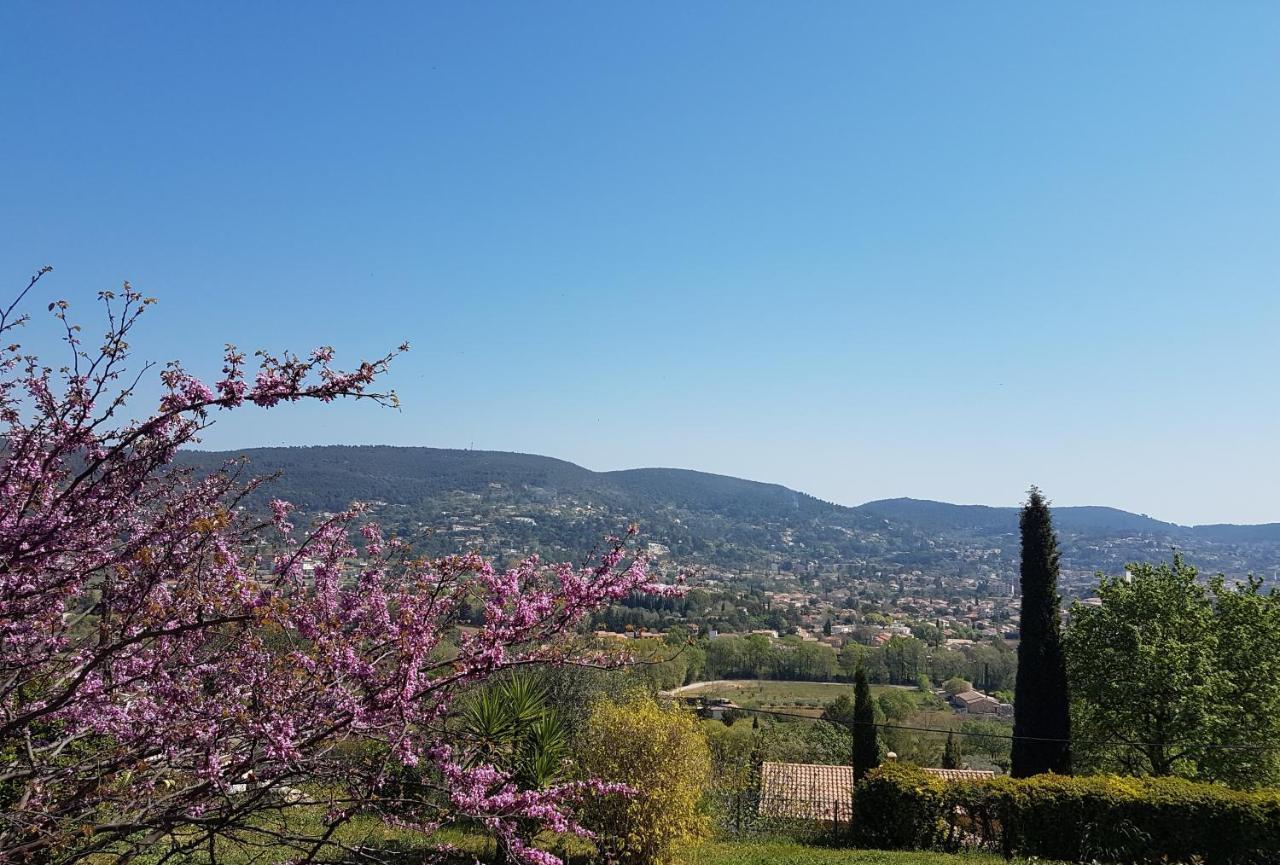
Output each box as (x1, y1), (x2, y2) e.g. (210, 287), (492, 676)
(95, 808), (492, 864)
(108, 806), (1050, 865)
(676, 840), (1046, 865)
(676, 680), (911, 711)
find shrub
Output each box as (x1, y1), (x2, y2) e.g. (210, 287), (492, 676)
(575, 694), (712, 865)
(852, 765), (1280, 865)
(850, 763), (948, 850)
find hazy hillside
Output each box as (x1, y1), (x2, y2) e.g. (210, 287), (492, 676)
(176, 446), (907, 570)
(858, 498), (1180, 536)
(176, 446), (1280, 577)
(860, 497), (1280, 544)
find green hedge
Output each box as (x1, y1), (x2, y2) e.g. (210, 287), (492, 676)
(851, 764), (1280, 865)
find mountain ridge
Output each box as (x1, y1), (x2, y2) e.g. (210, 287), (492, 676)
(174, 445), (1280, 575)
(182, 445), (1274, 531)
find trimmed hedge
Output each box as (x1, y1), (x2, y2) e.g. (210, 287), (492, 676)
(851, 763), (1280, 865)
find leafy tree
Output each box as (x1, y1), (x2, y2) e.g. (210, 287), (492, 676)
(1066, 556), (1280, 786)
(960, 718), (1013, 772)
(1012, 487), (1071, 776)
(704, 633), (746, 678)
(0, 273), (673, 865)
(627, 637), (697, 691)
(821, 694), (856, 730)
(852, 667), (879, 781)
(744, 633), (774, 678)
(926, 648), (969, 683)
(576, 694), (712, 865)
(883, 636), (927, 684)
(757, 719), (852, 766)
(876, 688), (917, 722)
(967, 641), (1017, 692)
(943, 677), (974, 696)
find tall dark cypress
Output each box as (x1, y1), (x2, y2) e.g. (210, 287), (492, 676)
(941, 732), (961, 770)
(1011, 486), (1072, 776)
(852, 666), (879, 782)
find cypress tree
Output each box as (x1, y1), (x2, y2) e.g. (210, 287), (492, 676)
(942, 732), (961, 770)
(1011, 486), (1072, 776)
(852, 666), (879, 782)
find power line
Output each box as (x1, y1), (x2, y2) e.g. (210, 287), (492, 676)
(728, 706), (1279, 752)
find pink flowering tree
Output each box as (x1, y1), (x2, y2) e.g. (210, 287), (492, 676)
(0, 270), (677, 864)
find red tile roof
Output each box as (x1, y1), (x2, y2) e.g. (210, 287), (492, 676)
(759, 762), (852, 822)
(759, 762), (996, 822)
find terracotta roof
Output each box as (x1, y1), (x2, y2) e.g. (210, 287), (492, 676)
(759, 762), (853, 822)
(759, 762), (996, 822)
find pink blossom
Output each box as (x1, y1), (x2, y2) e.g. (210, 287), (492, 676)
(0, 270), (676, 864)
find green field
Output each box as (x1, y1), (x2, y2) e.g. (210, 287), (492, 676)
(675, 680), (908, 712)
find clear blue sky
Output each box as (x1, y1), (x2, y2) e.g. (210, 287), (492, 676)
(3, 4), (1278, 524)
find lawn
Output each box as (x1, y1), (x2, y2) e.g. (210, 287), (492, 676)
(109, 810), (1057, 865)
(676, 840), (1041, 865)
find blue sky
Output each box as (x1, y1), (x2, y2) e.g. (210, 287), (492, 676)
(2, 4), (1278, 524)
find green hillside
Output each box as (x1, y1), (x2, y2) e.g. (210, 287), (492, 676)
(176, 446), (1280, 576)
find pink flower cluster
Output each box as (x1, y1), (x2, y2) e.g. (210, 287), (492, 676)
(0, 273), (676, 865)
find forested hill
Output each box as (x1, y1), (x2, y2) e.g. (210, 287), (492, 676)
(860, 497), (1280, 544)
(175, 446), (1280, 577)
(175, 446), (898, 570)
(176, 446), (848, 521)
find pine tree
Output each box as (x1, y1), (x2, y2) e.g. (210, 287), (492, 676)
(942, 732), (961, 769)
(1011, 486), (1072, 776)
(852, 666), (879, 782)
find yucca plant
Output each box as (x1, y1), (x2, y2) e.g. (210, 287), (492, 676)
(459, 673), (570, 789)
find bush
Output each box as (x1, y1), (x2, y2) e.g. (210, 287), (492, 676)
(850, 763), (948, 850)
(575, 694), (712, 865)
(851, 765), (1280, 865)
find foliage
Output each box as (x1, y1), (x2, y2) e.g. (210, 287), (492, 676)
(876, 689), (918, 722)
(941, 734), (960, 770)
(1012, 487), (1071, 776)
(881, 637), (928, 685)
(701, 634), (838, 681)
(459, 674), (569, 790)
(853, 668), (879, 782)
(821, 694), (855, 729)
(575, 694), (712, 865)
(853, 764), (1280, 864)
(958, 719), (1012, 772)
(1065, 555), (1280, 786)
(851, 763), (949, 850)
(0, 272), (677, 865)
(941, 678), (972, 696)
(759, 719), (853, 766)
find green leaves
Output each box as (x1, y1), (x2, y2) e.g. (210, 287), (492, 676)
(1066, 555), (1280, 786)
(458, 673), (570, 789)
